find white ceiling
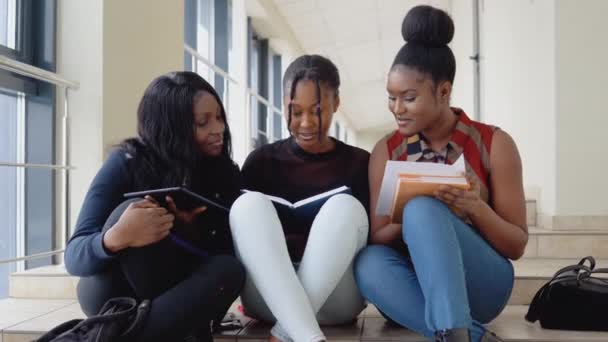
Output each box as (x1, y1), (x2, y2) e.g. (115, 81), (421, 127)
(269, 0), (451, 132)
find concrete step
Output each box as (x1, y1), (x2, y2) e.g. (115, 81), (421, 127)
(2, 298), (608, 342)
(523, 227), (608, 259)
(525, 199), (536, 227)
(510, 258), (608, 305)
(0, 298), (79, 342)
(9, 265), (78, 300)
(10, 258), (608, 306)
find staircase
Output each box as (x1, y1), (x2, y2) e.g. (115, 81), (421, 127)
(2, 199), (608, 341)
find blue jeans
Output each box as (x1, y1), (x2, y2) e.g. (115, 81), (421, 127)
(354, 197), (514, 341)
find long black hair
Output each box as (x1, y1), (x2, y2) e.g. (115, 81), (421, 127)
(282, 55), (340, 140)
(392, 5), (456, 86)
(119, 71), (234, 193)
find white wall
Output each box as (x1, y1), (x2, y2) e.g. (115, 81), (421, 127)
(57, 0), (104, 232)
(227, 0), (249, 165)
(452, 0), (557, 216)
(356, 129), (387, 153)
(449, 0), (475, 117)
(102, 0), (184, 150)
(555, 0), (608, 216)
(57, 0), (185, 229)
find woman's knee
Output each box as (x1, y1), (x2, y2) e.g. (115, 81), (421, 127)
(315, 194), (369, 243)
(229, 192), (275, 233)
(102, 198), (143, 233)
(322, 194), (367, 225)
(401, 196), (452, 241)
(230, 191), (271, 216)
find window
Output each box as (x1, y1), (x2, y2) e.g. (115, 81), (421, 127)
(0, 0), (56, 298)
(184, 0), (232, 101)
(335, 123), (341, 141)
(271, 53), (283, 142)
(0, 0), (17, 49)
(247, 20), (284, 148)
(248, 28), (268, 147)
(0, 90), (23, 298)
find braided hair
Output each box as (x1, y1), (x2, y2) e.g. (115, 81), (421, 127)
(282, 55), (340, 140)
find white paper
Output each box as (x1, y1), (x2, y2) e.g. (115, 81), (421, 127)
(242, 185), (349, 208)
(375, 156), (466, 216)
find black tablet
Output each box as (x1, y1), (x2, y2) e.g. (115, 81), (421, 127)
(124, 187), (228, 212)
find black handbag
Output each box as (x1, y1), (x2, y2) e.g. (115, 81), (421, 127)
(525, 256), (608, 331)
(36, 297), (150, 342)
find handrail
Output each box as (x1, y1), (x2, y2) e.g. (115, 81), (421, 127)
(0, 56), (77, 259)
(184, 44), (239, 85)
(0, 249), (65, 265)
(0, 54), (79, 89)
(247, 89), (282, 116)
(0, 162), (73, 170)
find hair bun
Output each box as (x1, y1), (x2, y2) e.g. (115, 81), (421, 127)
(402, 5), (454, 47)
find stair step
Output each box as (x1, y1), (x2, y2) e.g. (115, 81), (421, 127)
(3, 298), (608, 342)
(9, 265), (78, 300)
(525, 199), (536, 227)
(0, 298), (78, 342)
(10, 258), (607, 305)
(523, 227), (608, 259)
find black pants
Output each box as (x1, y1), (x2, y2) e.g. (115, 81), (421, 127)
(76, 199), (245, 342)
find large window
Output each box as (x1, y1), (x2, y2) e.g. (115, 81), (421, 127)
(248, 20), (284, 148)
(184, 0), (232, 101)
(0, 0), (56, 298)
(0, 0), (17, 49)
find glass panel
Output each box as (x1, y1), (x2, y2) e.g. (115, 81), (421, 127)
(272, 55), (282, 108)
(0, 0), (17, 49)
(196, 0), (213, 83)
(0, 90), (20, 298)
(257, 103), (267, 135)
(24, 92), (55, 269)
(273, 112), (282, 141)
(25, 167), (55, 269)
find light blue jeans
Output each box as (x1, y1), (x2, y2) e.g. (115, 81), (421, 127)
(354, 197), (514, 342)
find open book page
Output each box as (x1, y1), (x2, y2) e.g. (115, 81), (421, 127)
(376, 156), (467, 217)
(241, 186), (350, 209)
(292, 185), (350, 208)
(242, 186), (352, 226)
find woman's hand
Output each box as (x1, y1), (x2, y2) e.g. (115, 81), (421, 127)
(104, 199), (175, 252)
(434, 173), (483, 216)
(164, 195), (207, 225)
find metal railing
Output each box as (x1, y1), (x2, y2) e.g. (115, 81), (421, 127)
(0, 55), (79, 265)
(0, 45), (279, 266)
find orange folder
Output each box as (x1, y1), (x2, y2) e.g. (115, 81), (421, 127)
(389, 173), (470, 223)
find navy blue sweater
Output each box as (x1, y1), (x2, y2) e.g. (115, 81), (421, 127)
(64, 149), (240, 276)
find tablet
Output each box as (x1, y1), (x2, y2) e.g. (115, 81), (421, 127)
(123, 187), (228, 212)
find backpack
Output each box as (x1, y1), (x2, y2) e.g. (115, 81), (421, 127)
(526, 256), (608, 331)
(36, 297), (150, 342)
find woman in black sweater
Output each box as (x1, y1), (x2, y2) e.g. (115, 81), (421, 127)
(64, 72), (245, 342)
(230, 55), (370, 342)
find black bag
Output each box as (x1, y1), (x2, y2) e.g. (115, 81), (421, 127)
(525, 256), (608, 331)
(36, 297), (150, 342)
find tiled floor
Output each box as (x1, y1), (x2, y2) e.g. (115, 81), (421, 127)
(3, 298), (608, 342)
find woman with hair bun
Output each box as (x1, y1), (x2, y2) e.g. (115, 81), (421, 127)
(354, 5), (527, 342)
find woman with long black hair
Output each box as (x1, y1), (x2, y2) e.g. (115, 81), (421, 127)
(65, 72), (245, 342)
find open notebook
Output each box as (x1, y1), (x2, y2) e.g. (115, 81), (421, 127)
(243, 186), (351, 224)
